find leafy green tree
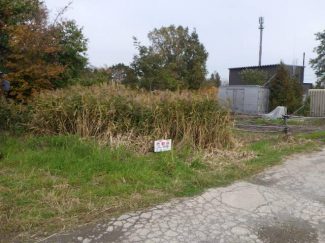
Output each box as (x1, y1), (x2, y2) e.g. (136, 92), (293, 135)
(108, 63), (138, 88)
(269, 64), (293, 112)
(269, 63), (303, 113)
(55, 20), (88, 87)
(310, 30), (325, 88)
(239, 69), (268, 85)
(290, 74), (303, 112)
(132, 25), (208, 90)
(67, 64), (137, 88)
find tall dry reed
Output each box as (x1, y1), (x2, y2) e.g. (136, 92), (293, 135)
(28, 83), (234, 151)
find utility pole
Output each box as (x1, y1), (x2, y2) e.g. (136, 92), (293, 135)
(302, 52), (305, 83)
(258, 17), (264, 66)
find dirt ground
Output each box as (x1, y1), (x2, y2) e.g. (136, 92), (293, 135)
(233, 114), (325, 135)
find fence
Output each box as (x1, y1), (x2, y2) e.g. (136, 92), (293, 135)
(309, 89), (325, 117)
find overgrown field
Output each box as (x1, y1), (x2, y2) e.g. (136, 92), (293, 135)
(0, 84), (323, 241)
(1, 83), (234, 152)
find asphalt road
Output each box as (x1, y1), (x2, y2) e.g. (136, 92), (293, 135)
(43, 148), (325, 243)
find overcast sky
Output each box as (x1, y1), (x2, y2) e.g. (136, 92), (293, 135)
(44, 0), (325, 84)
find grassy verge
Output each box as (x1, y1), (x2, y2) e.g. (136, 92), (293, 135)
(251, 119), (303, 125)
(0, 133), (317, 241)
(296, 131), (325, 140)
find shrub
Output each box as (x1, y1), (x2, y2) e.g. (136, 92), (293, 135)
(0, 97), (29, 132)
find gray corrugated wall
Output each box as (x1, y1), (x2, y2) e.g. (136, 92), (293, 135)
(218, 86), (270, 115)
(309, 89), (325, 117)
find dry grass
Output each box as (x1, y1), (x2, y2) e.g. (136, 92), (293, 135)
(27, 83), (234, 151)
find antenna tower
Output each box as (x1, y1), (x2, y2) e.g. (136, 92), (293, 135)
(258, 17), (264, 66)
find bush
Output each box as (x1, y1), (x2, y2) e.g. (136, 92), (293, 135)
(26, 83), (234, 151)
(0, 97), (29, 132)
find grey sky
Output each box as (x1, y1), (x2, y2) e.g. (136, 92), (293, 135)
(44, 0), (325, 84)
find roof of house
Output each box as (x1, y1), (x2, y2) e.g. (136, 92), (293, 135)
(229, 64), (304, 70)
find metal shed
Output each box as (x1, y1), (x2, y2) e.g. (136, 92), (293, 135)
(309, 89), (325, 117)
(218, 85), (270, 115)
(228, 64), (305, 86)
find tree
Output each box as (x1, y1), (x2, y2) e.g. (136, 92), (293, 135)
(310, 30), (325, 88)
(239, 69), (268, 85)
(55, 20), (88, 87)
(269, 63), (303, 113)
(106, 63), (138, 88)
(0, 0), (46, 71)
(289, 74), (303, 112)
(202, 71), (221, 88)
(1, 1), (88, 100)
(132, 25), (208, 91)
(5, 24), (65, 101)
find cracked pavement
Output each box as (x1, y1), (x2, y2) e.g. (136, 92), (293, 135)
(44, 148), (325, 243)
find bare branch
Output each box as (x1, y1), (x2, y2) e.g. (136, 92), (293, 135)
(53, 1), (73, 26)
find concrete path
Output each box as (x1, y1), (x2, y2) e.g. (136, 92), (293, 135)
(44, 148), (325, 243)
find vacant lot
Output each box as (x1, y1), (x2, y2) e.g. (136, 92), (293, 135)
(1, 118), (324, 242)
(1, 86), (324, 242)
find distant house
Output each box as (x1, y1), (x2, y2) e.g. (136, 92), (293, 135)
(229, 64), (305, 86)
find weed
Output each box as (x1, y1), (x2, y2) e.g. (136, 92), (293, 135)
(26, 83), (234, 151)
(0, 133), (316, 240)
(296, 131), (325, 139)
(251, 119), (303, 125)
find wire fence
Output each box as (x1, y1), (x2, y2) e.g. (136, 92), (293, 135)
(232, 128), (283, 133)
(233, 123), (285, 133)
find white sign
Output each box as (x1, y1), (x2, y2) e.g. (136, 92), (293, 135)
(154, 139), (172, 152)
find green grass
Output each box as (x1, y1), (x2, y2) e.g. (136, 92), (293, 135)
(296, 131), (325, 139)
(0, 133), (317, 240)
(246, 139), (313, 168)
(251, 119), (303, 125)
(287, 120), (304, 125)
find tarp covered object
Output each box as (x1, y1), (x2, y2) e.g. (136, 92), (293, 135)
(261, 106), (287, 120)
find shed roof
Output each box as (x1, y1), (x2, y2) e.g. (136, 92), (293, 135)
(229, 64), (304, 70)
